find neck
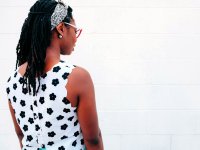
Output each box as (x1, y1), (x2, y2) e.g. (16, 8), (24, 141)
(44, 44), (60, 72)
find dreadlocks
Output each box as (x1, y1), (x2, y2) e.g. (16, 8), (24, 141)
(16, 0), (73, 96)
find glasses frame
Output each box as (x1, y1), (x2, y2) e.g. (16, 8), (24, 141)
(63, 22), (82, 38)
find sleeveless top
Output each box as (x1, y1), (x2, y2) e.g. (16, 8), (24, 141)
(6, 60), (86, 150)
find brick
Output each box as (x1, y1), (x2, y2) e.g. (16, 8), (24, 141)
(147, 110), (200, 134)
(99, 111), (147, 134)
(121, 135), (171, 150)
(0, 134), (20, 150)
(171, 135), (200, 150)
(103, 134), (121, 150)
(0, 110), (15, 134)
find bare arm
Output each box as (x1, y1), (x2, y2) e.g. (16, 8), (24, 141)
(70, 67), (104, 150)
(8, 101), (24, 149)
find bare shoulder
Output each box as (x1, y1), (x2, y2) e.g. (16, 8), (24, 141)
(70, 66), (92, 83)
(18, 62), (28, 76)
(67, 66), (94, 95)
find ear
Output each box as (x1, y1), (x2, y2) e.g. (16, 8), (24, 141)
(55, 22), (65, 36)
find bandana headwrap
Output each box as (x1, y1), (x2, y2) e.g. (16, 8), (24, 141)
(51, 0), (69, 30)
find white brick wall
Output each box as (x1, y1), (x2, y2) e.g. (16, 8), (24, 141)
(1, 0), (200, 149)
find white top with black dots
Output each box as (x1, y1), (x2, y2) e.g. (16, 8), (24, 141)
(6, 60), (86, 150)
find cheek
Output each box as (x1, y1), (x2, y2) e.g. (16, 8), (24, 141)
(72, 32), (77, 41)
(73, 37), (77, 44)
(71, 36), (77, 45)
(71, 30), (77, 43)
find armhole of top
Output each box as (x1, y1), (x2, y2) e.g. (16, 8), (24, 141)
(64, 64), (78, 108)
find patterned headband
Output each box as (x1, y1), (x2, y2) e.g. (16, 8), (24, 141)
(51, 0), (69, 30)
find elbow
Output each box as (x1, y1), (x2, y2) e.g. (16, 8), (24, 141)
(85, 130), (102, 146)
(85, 137), (100, 146)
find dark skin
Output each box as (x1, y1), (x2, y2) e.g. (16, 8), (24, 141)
(8, 19), (104, 150)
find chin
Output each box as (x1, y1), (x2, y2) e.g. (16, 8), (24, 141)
(61, 52), (70, 55)
(60, 50), (71, 55)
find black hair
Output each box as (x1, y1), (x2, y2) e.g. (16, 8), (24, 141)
(16, 0), (73, 96)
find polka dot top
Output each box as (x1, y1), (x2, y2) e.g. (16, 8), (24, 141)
(6, 60), (86, 150)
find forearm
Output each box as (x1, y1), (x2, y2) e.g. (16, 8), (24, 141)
(17, 134), (23, 149)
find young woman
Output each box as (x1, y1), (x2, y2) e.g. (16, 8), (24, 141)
(6, 0), (104, 150)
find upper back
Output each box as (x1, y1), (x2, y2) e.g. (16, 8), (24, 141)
(6, 60), (85, 149)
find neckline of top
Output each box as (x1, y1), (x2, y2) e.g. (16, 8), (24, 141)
(16, 60), (63, 79)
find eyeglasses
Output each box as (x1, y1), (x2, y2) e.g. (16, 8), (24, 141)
(64, 22), (82, 38)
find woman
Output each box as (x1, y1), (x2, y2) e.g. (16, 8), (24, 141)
(6, 0), (104, 150)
